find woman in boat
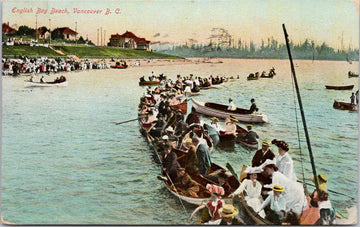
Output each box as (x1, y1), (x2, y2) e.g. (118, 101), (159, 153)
(203, 119), (220, 147)
(173, 167), (200, 197)
(262, 162), (307, 216)
(188, 184), (225, 224)
(272, 139), (296, 181)
(229, 166), (265, 218)
(224, 115), (238, 136)
(257, 184), (287, 224)
(227, 98), (236, 111)
(182, 138), (198, 172)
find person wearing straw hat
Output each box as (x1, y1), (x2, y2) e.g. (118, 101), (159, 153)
(229, 166), (266, 218)
(251, 140), (275, 167)
(272, 139), (296, 181)
(310, 174), (328, 192)
(257, 184), (286, 224)
(219, 204), (244, 225)
(183, 138), (198, 172)
(262, 162), (307, 216)
(224, 115), (238, 136)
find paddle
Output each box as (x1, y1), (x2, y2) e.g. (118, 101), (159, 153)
(114, 118), (139, 125)
(225, 162), (238, 180)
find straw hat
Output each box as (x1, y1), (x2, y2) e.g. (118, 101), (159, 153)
(210, 117), (219, 121)
(184, 138), (192, 143)
(229, 115), (238, 122)
(262, 140), (270, 146)
(318, 174), (328, 182)
(271, 184), (285, 192)
(247, 124), (253, 128)
(219, 204), (239, 218)
(243, 166), (262, 174)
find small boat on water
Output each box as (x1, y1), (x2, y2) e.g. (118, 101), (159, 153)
(348, 71), (359, 77)
(191, 99), (268, 123)
(139, 80), (161, 86)
(235, 125), (258, 149)
(24, 80), (68, 87)
(218, 131), (236, 150)
(325, 85), (354, 90)
(333, 100), (359, 111)
(111, 61), (128, 69)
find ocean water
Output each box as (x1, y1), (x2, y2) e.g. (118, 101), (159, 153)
(1, 59), (358, 224)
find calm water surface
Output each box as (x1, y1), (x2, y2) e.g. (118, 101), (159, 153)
(1, 59), (358, 224)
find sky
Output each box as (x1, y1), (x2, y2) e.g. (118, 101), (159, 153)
(2, 0), (359, 49)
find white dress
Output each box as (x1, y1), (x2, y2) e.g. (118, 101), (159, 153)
(276, 153), (297, 181)
(270, 171), (306, 215)
(233, 179), (265, 218)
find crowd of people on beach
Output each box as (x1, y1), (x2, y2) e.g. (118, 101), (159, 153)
(2, 56), (110, 76)
(137, 73), (335, 225)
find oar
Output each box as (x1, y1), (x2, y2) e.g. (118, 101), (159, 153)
(114, 118), (139, 125)
(297, 180), (355, 199)
(226, 162), (238, 180)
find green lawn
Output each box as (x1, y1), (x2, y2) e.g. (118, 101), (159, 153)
(2, 45), (63, 57)
(52, 46), (182, 59)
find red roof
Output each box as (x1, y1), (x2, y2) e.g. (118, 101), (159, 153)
(54, 27), (77, 35)
(37, 28), (48, 35)
(110, 31), (150, 43)
(2, 23), (17, 34)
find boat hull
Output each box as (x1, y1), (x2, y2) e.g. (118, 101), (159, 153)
(235, 125), (258, 149)
(171, 102), (188, 114)
(139, 81), (161, 86)
(325, 85), (354, 90)
(333, 100), (358, 111)
(24, 81), (68, 87)
(191, 99), (268, 123)
(110, 65), (128, 69)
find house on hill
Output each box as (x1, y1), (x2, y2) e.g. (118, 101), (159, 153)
(52, 27), (77, 40)
(108, 31), (150, 50)
(2, 23), (17, 35)
(37, 28), (50, 40)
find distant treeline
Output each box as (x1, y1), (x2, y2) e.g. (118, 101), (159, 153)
(156, 38), (359, 61)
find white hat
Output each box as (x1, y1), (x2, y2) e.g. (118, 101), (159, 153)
(162, 135), (169, 140)
(243, 166), (262, 174)
(165, 126), (174, 132)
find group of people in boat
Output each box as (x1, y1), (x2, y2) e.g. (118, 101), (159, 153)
(30, 75), (67, 83)
(248, 67), (276, 79)
(138, 76), (334, 225)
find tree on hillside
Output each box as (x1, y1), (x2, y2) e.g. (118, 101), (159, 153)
(16, 25), (36, 37)
(78, 36), (86, 44)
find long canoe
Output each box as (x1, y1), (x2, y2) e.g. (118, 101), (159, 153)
(138, 118), (240, 206)
(191, 99), (268, 123)
(24, 81), (68, 87)
(348, 72), (359, 77)
(139, 80), (161, 86)
(333, 100), (359, 111)
(235, 125), (258, 149)
(325, 85), (354, 90)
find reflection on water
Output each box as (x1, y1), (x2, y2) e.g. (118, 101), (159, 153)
(1, 59), (358, 224)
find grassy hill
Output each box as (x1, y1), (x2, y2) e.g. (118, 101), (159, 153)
(2, 45), (64, 57)
(2, 45), (182, 59)
(52, 46), (182, 59)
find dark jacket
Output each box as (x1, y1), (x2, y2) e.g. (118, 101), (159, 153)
(196, 143), (211, 175)
(251, 149), (275, 167)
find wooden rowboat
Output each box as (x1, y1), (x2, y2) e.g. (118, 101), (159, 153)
(333, 100), (359, 111)
(24, 81), (68, 87)
(348, 71), (359, 77)
(110, 64), (128, 69)
(138, 117), (240, 206)
(191, 99), (268, 123)
(139, 80), (161, 86)
(325, 85), (354, 90)
(235, 125), (258, 149)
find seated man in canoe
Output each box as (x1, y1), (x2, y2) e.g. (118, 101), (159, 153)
(238, 124), (259, 143)
(173, 167), (200, 197)
(249, 98), (259, 113)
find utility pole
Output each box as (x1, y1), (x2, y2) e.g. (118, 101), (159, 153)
(97, 28), (99, 46)
(49, 19), (51, 45)
(35, 15), (38, 42)
(100, 27), (103, 46)
(75, 21), (77, 46)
